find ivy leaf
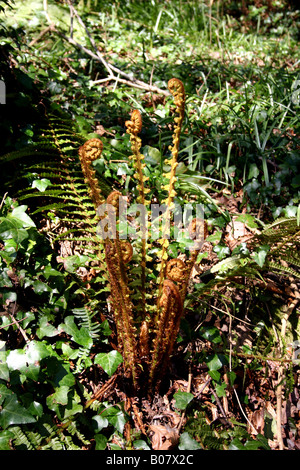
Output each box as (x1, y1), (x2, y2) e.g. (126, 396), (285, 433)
(143, 145), (161, 165)
(133, 439), (151, 450)
(32, 178), (51, 192)
(215, 382), (227, 398)
(48, 385), (70, 406)
(0, 430), (14, 450)
(37, 316), (59, 339)
(0, 384), (13, 405)
(252, 244), (270, 267)
(91, 415), (109, 433)
(198, 326), (222, 344)
(95, 434), (108, 450)
(61, 316), (93, 348)
(101, 406), (127, 434)
(63, 255), (90, 273)
(6, 340), (51, 382)
(206, 353), (228, 371)
(10, 205), (36, 228)
(178, 432), (201, 450)
(0, 395), (36, 429)
(236, 213), (258, 229)
(0, 206), (35, 244)
(213, 244), (230, 260)
(94, 350), (123, 376)
(22, 396), (43, 418)
(0, 217), (28, 243)
(45, 356), (75, 388)
(46, 388), (82, 420)
(174, 391), (194, 410)
(0, 352), (9, 381)
(31, 280), (52, 294)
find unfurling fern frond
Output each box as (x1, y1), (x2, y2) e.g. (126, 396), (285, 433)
(75, 78), (208, 395)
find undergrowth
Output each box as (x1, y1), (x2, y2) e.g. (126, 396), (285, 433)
(0, 0), (299, 451)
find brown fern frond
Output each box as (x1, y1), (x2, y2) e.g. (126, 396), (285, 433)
(125, 110), (150, 317)
(148, 279), (183, 393)
(78, 138), (105, 208)
(156, 78), (186, 312)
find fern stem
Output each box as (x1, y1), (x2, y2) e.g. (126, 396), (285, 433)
(125, 110), (150, 318)
(156, 78), (185, 307)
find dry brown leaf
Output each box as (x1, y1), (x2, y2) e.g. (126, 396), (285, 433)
(248, 408), (264, 435)
(149, 424), (179, 450)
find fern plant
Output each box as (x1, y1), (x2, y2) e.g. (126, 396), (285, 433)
(0, 110), (113, 316)
(77, 78), (208, 396)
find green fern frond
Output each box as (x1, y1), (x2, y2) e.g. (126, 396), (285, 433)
(267, 261), (300, 279)
(73, 307), (101, 337)
(10, 426), (35, 450)
(250, 216), (300, 279)
(0, 146), (59, 163)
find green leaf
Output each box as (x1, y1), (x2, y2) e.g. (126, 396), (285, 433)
(0, 217), (28, 243)
(208, 370), (221, 381)
(95, 434), (108, 450)
(91, 415), (109, 432)
(213, 244), (230, 260)
(178, 432), (201, 450)
(0, 384), (13, 405)
(0, 352), (9, 381)
(236, 213), (258, 229)
(32, 280), (52, 294)
(32, 178), (51, 192)
(6, 341), (51, 382)
(6, 349), (38, 381)
(0, 430), (14, 450)
(37, 316), (59, 339)
(174, 391), (194, 410)
(215, 382), (227, 398)
(199, 326), (222, 344)
(61, 316), (93, 348)
(27, 401), (44, 418)
(252, 244), (270, 267)
(6, 349), (28, 371)
(206, 353), (228, 371)
(48, 385), (70, 406)
(143, 145), (161, 165)
(101, 406), (127, 434)
(94, 350), (123, 376)
(63, 255), (90, 273)
(10, 206), (36, 228)
(229, 437), (245, 450)
(45, 357), (75, 388)
(0, 395), (36, 429)
(133, 439), (151, 450)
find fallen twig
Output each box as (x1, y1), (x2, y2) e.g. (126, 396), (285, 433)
(29, 25), (53, 47)
(84, 373), (118, 409)
(45, 2), (170, 96)
(52, 27), (169, 96)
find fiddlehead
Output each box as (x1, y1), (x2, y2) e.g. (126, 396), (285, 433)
(165, 258), (186, 283)
(78, 138), (105, 208)
(148, 279), (183, 393)
(156, 79), (186, 302)
(125, 109), (150, 317)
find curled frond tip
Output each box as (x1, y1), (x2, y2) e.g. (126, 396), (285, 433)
(125, 109), (142, 135)
(168, 78), (185, 100)
(79, 138), (103, 163)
